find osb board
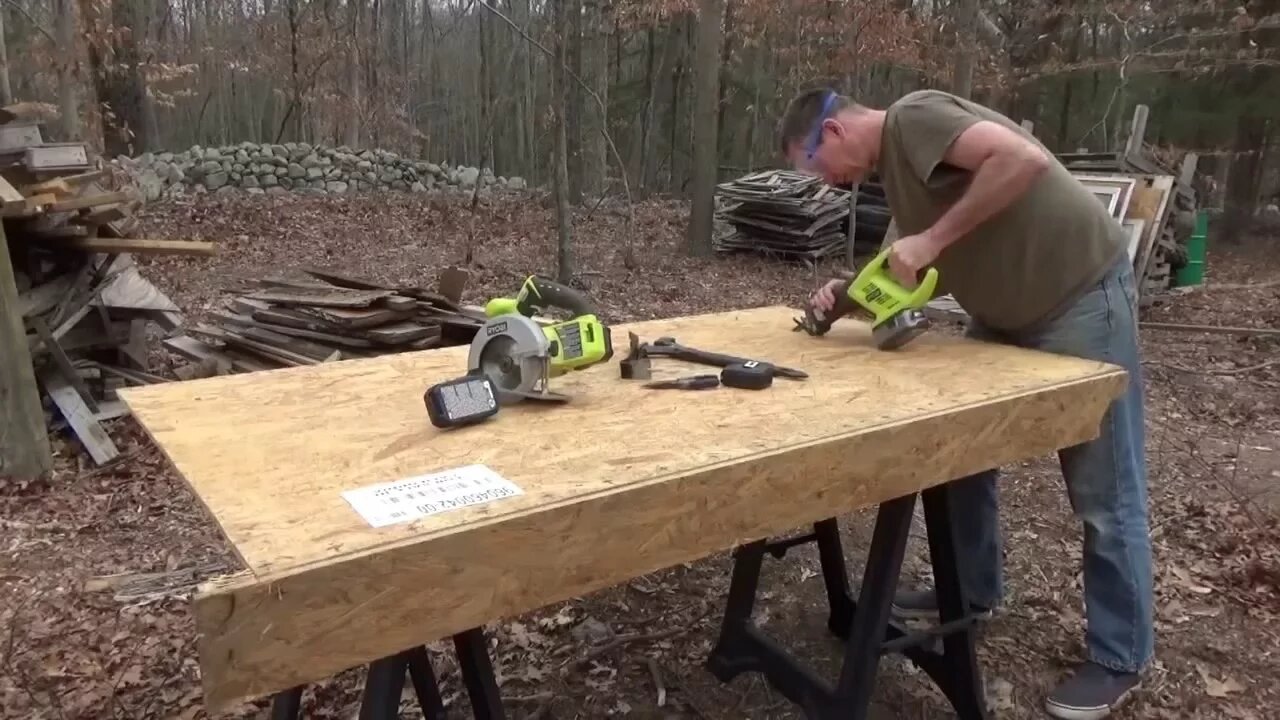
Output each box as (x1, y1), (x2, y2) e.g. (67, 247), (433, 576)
(119, 305), (1128, 713)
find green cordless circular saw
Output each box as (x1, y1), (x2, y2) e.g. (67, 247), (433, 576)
(467, 276), (614, 404)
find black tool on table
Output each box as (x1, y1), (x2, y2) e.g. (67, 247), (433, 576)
(424, 372), (501, 428)
(721, 361), (774, 390)
(643, 374), (721, 390)
(640, 336), (807, 380)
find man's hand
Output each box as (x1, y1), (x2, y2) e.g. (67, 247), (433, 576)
(809, 278), (846, 312)
(887, 231), (944, 288)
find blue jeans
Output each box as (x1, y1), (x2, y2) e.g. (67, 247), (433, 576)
(952, 256), (1155, 674)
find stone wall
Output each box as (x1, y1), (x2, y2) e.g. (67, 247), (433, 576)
(114, 141), (528, 202)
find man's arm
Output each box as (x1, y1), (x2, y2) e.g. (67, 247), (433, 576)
(924, 121), (1051, 250)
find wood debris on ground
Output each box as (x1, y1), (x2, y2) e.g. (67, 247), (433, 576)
(1, 109), (215, 467)
(711, 169), (891, 260)
(162, 266), (485, 373)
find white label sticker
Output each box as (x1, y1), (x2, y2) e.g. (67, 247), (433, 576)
(341, 464), (524, 528)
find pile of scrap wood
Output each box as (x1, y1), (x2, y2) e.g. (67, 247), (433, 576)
(9, 242), (192, 466)
(712, 169), (893, 260)
(1063, 150), (1199, 304)
(162, 268), (485, 373)
(1058, 105), (1200, 304)
(2, 110), (218, 466)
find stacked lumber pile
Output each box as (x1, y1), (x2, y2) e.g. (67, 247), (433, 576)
(2, 110), (216, 466)
(1059, 108), (1200, 304)
(712, 169), (891, 260)
(163, 268), (485, 373)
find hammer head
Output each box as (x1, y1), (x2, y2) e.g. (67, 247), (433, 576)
(871, 310), (931, 350)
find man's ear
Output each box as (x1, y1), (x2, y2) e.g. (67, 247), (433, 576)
(821, 117), (844, 139)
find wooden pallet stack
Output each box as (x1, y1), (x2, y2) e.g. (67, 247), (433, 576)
(712, 169), (893, 261)
(1, 110), (217, 467)
(163, 268), (485, 373)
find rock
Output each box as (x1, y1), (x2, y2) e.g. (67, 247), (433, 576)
(301, 154), (322, 169)
(271, 144), (288, 158)
(280, 178), (294, 189)
(158, 152), (174, 163)
(287, 162), (306, 179)
(139, 170), (164, 201)
(425, 163), (442, 177)
(391, 179), (408, 191)
(379, 170), (400, 183)
(235, 149), (251, 164)
(309, 179), (325, 190)
(306, 167), (324, 180)
(410, 181), (427, 193)
(326, 180), (349, 194)
(243, 175), (260, 189)
(357, 160), (373, 172)
(259, 174), (278, 187)
(165, 165), (185, 184)
(246, 187), (265, 195)
(506, 176), (527, 191)
(267, 185), (289, 195)
(204, 148), (222, 161)
(204, 171), (230, 190)
(214, 185), (237, 196)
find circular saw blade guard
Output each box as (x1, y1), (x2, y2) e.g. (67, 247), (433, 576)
(468, 315), (551, 400)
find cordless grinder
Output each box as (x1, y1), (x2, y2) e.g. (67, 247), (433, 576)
(793, 247), (939, 350)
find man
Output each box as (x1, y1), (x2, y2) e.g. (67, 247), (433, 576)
(777, 87), (1154, 720)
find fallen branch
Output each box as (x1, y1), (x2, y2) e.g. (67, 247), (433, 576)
(1139, 322), (1280, 338)
(578, 626), (687, 665)
(1145, 358), (1280, 376)
(647, 657), (666, 707)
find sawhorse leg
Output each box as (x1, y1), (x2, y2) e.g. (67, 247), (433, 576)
(706, 485), (989, 719)
(269, 627), (505, 719)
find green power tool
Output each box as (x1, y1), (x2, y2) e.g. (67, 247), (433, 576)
(792, 246), (939, 350)
(467, 275), (614, 403)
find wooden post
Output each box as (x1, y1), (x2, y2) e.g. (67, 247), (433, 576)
(1124, 104), (1149, 161)
(0, 223), (52, 478)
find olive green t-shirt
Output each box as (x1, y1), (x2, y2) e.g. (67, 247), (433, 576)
(877, 90), (1127, 333)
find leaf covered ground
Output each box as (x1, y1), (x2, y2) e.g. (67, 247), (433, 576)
(3, 191), (1278, 720)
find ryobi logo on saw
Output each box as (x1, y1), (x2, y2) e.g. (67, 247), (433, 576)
(861, 282), (901, 311)
(485, 321), (509, 337)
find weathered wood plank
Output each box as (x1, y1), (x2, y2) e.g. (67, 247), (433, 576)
(118, 306), (1128, 712)
(40, 365), (118, 465)
(54, 238), (217, 256)
(0, 224), (52, 476)
(244, 286), (393, 309)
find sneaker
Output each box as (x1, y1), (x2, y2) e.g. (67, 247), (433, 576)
(889, 588), (994, 622)
(1044, 662), (1142, 720)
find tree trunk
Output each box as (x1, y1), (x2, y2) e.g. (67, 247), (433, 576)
(687, 0), (724, 257)
(580, 0), (609, 196)
(951, 0), (977, 98)
(346, 0), (362, 148)
(552, 0), (574, 282)
(56, 0), (81, 140)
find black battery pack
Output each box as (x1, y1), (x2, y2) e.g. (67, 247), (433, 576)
(424, 373), (501, 429)
(721, 361), (774, 390)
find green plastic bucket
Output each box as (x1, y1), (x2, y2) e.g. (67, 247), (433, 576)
(1174, 211), (1208, 287)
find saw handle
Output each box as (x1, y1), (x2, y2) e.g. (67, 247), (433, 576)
(516, 276), (599, 318)
(848, 247), (938, 326)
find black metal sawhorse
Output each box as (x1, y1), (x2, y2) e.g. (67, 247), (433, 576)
(269, 627), (506, 719)
(706, 484), (992, 719)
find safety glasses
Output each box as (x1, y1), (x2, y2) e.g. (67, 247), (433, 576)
(801, 91), (838, 169)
